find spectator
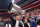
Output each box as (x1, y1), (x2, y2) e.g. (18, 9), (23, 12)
(29, 17), (37, 27)
(24, 19), (29, 27)
(37, 14), (40, 25)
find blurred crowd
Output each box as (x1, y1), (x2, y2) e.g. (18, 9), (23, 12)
(0, 8), (40, 27)
(25, 8), (40, 25)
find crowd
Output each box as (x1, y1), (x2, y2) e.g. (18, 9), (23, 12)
(9, 9), (40, 27)
(9, 8), (40, 27)
(0, 8), (40, 27)
(25, 8), (40, 25)
(8, 13), (37, 27)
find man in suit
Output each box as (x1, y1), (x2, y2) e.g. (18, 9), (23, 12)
(9, 13), (24, 27)
(24, 19), (29, 27)
(29, 17), (37, 27)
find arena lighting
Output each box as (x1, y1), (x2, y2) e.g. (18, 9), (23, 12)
(13, 4), (21, 8)
(22, 1), (39, 9)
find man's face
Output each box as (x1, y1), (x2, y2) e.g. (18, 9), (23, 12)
(16, 16), (20, 21)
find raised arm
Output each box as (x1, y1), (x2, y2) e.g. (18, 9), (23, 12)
(8, 13), (16, 23)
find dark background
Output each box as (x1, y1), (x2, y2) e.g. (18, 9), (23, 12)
(0, 0), (11, 9)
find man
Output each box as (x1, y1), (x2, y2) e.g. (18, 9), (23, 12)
(29, 17), (37, 27)
(24, 19), (29, 27)
(9, 13), (24, 27)
(37, 14), (40, 25)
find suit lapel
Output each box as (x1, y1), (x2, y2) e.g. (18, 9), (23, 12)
(19, 21), (23, 27)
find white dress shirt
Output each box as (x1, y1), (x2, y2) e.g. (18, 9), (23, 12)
(15, 21), (24, 27)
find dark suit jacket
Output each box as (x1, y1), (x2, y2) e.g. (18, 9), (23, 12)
(11, 21), (14, 27)
(24, 23), (29, 27)
(9, 13), (16, 27)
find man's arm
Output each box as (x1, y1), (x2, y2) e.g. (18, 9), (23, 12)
(8, 13), (16, 23)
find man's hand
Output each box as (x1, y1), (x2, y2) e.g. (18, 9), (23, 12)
(8, 11), (10, 13)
